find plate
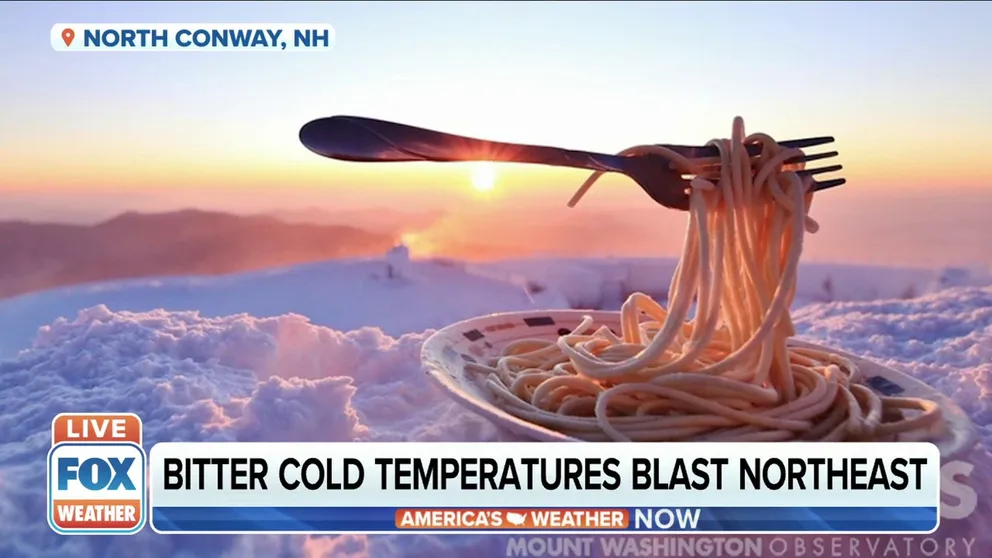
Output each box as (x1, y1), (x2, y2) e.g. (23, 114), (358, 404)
(422, 309), (977, 459)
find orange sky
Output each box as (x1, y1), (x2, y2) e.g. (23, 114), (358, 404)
(1, 2), (990, 268)
(3, 3), (991, 213)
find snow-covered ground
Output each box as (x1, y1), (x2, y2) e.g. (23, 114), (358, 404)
(2, 256), (988, 360)
(0, 257), (570, 359)
(0, 255), (989, 557)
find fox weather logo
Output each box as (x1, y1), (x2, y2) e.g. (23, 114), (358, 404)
(47, 413), (147, 535)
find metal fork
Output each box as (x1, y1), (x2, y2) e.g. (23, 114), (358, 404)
(299, 116), (844, 211)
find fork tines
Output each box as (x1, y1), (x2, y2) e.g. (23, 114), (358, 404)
(785, 150), (836, 164)
(797, 164), (842, 177)
(661, 136), (834, 160)
(811, 177), (846, 191)
(786, 139), (844, 192)
(797, 163), (845, 192)
(750, 137), (845, 193)
(661, 136), (845, 193)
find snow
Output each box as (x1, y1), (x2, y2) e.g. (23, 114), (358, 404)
(3, 257), (989, 360)
(474, 258), (992, 309)
(0, 258), (569, 359)
(0, 256), (990, 557)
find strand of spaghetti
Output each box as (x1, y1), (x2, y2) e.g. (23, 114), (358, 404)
(466, 117), (943, 442)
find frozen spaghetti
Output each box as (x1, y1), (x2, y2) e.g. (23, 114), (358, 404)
(466, 117), (943, 443)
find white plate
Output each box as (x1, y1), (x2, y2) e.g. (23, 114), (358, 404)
(422, 309), (977, 459)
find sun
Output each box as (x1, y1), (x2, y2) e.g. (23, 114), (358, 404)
(469, 162), (497, 192)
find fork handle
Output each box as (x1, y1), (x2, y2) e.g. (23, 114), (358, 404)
(299, 116), (632, 174)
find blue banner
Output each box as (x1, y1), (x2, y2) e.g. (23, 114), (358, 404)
(151, 506), (938, 534)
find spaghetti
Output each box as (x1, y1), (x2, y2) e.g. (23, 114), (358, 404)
(467, 117), (944, 443)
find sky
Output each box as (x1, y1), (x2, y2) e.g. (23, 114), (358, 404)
(0, 1), (990, 265)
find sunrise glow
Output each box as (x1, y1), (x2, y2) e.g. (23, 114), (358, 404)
(469, 163), (497, 192)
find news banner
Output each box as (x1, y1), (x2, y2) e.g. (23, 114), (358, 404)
(45, 413), (942, 536)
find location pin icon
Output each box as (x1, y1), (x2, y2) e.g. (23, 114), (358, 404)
(62, 28), (75, 47)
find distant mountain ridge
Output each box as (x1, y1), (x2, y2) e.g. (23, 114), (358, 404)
(0, 209), (394, 299)
(266, 207), (443, 235)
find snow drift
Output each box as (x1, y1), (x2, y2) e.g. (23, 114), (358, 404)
(0, 281), (989, 557)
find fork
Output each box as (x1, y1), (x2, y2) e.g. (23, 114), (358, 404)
(299, 115), (844, 211)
